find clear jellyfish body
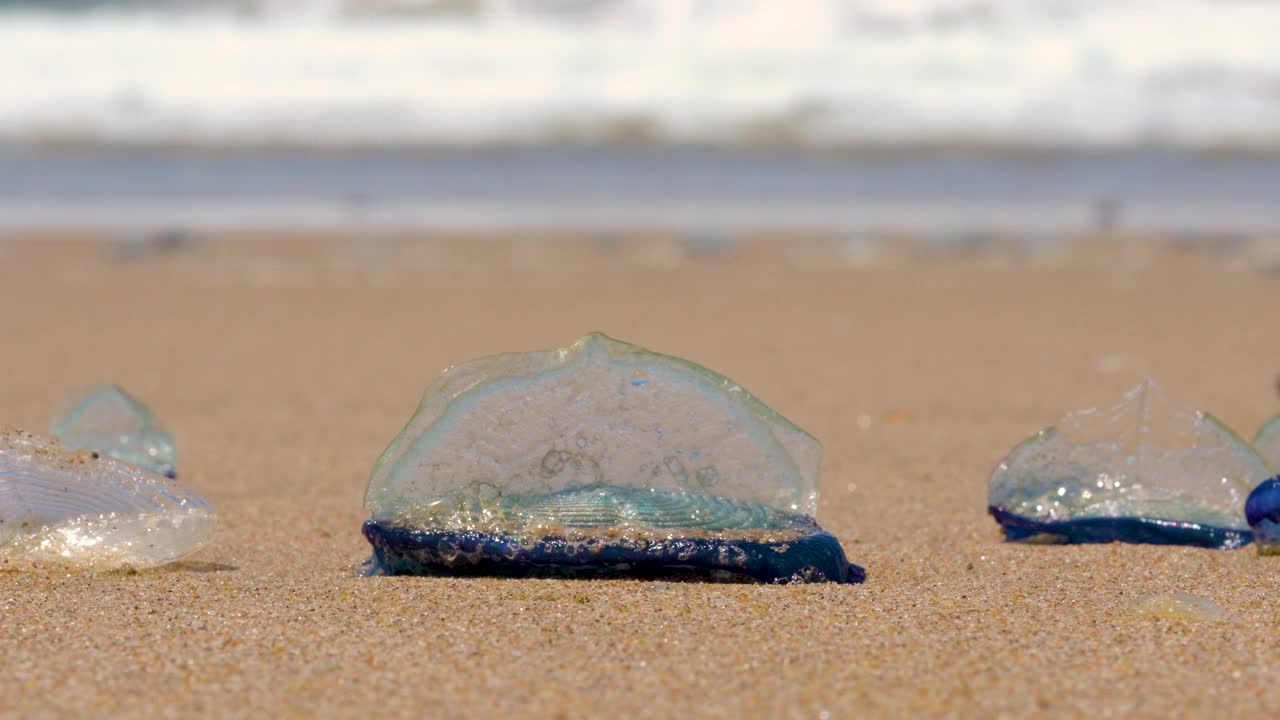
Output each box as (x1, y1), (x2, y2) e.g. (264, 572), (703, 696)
(989, 379), (1266, 548)
(362, 333), (861, 583)
(0, 429), (214, 570)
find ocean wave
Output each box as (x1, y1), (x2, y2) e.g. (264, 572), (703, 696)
(1, 0), (1278, 148)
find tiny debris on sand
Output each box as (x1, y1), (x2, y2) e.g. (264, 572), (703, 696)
(1129, 592), (1227, 622)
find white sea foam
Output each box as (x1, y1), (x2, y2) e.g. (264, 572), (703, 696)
(0, 0), (1278, 148)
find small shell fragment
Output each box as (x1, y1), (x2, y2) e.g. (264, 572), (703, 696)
(1129, 592), (1227, 622)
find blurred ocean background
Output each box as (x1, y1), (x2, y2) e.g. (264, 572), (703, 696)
(2, 0), (1279, 232)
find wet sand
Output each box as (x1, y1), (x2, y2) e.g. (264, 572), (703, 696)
(1, 232), (1279, 718)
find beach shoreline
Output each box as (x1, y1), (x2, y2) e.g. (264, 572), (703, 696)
(5, 146), (1280, 233)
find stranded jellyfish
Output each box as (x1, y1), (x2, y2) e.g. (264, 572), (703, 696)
(362, 333), (863, 583)
(989, 379), (1265, 549)
(0, 428), (214, 570)
(51, 384), (178, 478)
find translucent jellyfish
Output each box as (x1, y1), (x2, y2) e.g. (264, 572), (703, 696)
(0, 428), (215, 570)
(988, 379), (1267, 548)
(51, 384), (177, 478)
(362, 332), (863, 583)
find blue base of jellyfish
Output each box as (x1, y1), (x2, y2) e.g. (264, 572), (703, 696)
(362, 520), (865, 584)
(988, 506), (1253, 550)
(1245, 476), (1280, 555)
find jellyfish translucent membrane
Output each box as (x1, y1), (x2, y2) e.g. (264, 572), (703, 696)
(51, 384), (178, 478)
(0, 428), (214, 570)
(362, 333), (863, 583)
(988, 379), (1267, 549)
(1255, 414), (1280, 472)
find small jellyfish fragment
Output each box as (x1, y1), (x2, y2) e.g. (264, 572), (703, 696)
(51, 384), (177, 478)
(988, 379), (1267, 549)
(362, 332), (863, 583)
(0, 428), (215, 570)
(1129, 592), (1226, 621)
(1254, 413), (1280, 471)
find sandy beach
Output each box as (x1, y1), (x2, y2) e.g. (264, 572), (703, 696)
(2, 232), (1279, 718)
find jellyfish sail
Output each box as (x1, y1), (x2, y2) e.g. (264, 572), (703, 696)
(1254, 414), (1280, 471)
(51, 384), (178, 478)
(362, 332), (863, 583)
(0, 428), (215, 570)
(988, 379), (1265, 549)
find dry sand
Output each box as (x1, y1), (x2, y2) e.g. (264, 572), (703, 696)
(1, 232), (1279, 719)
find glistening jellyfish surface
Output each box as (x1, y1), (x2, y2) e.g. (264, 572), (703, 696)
(0, 429), (214, 570)
(51, 384), (178, 478)
(988, 379), (1266, 549)
(362, 333), (862, 583)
